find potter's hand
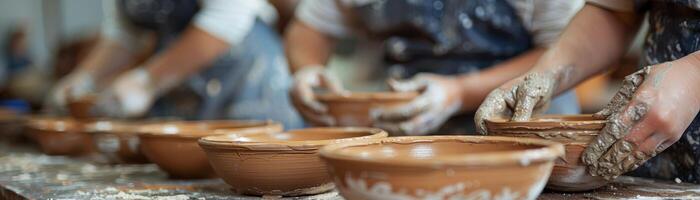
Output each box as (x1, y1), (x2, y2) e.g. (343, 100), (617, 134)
(45, 71), (96, 113)
(372, 74), (461, 135)
(92, 68), (156, 118)
(290, 66), (346, 126)
(474, 71), (560, 134)
(583, 63), (700, 180)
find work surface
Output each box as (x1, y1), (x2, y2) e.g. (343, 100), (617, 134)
(1, 141), (699, 200)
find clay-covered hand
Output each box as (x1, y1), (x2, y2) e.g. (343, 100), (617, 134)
(91, 68), (157, 118)
(583, 63), (700, 180)
(45, 70), (96, 113)
(290, 66), (347, 126)
(474, 71), (561, 134)
(372, 74), (462, 135)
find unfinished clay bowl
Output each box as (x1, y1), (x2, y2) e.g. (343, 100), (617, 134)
(198, 127), (388, 196)
(320, 135), (563, 200)
(138, 120), (282, 179)
(26, 117), (94, 155)
(485, 114), (608, 191)
(316, 92), (417, 129)
(84, 120), (150, 164)
(67, 94), (97, 120)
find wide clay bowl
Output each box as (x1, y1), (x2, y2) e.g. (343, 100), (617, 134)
(485, 114), (608, 191)
(26, 117), (94, 155)
(84, 120), (150, 164)
(138, 120), (282, 179)
(320, 135), (564, 200)
(67, 95), (97, 120)
(316, 92), (417, 129)
(198, 127), (388, 196)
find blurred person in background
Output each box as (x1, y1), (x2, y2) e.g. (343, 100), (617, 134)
(475, 0), (700, 183)
(286, 0), (582, 135)
(45, 0), (303, 129)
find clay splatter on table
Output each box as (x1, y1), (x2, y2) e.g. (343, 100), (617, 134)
(0, 140), (698, 199)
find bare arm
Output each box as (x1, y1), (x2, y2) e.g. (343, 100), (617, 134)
(143, 26), (230, 91)
(531, 4), (642, 94)
(73, 38), (138, 86)
(284, 20), (337, 73)
(457, 48), (545, 111)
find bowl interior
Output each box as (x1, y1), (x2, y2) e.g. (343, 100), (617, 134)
(337, 140), (540, 160)
(317, 92), (418, 102)
(207, 128), (376, 143)
(28, 117), (81, 132)
(139, 120), (272, 137)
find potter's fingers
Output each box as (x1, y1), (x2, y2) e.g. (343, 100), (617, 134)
(511, 92), (538, 122)
(474, 89), (510, 135)
(583, 100), (650, 168)
(594, 67), (651, 119)
(594, 130), (664, 179)
(400, 108), (454, 136)
(637, 132), (673, 156)
(372, 93), (431, 122)
(387, 77), (427, 92)
(293, 83), (327, 113)
(291, 97), (335, 126)
(320, 71), (347, 94)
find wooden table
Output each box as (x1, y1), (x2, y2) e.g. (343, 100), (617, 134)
(1, 140), (699, 200)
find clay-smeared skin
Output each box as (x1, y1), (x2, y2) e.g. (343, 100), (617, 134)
(583, 67), (652, 180)
(475, 66), (571, 134)
(290, 66), (347, 126)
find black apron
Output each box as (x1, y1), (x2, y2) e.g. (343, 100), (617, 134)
(347, 0), (532, 77)
(628, 0), (700, 183)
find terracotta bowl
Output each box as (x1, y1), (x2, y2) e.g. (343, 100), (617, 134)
(485, 114), (608, 191)
(137, 120), (282, 179)
(316, 92), (417, 131)
(84, 120), (150, 164)
(26, 117), (94, 155)
(67, 95), (97, 120)
(320, 136), (564, 200)
(0, 108), (27, 141)
(198, 127), (388, 196)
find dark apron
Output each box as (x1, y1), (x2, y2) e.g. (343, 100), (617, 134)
(629, 0), (700, 183)
(347, 0), (532, 77)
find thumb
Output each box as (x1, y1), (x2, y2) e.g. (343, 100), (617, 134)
(320, 71), (347, 94)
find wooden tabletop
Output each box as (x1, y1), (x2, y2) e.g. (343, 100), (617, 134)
(1, 140), (698, 200)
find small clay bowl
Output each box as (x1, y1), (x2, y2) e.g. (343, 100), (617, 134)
(320, 136), (563, 200)
(198, 127), (388, 196)
(0, 108), (27, 141)
(485, 114), (608, 191)
(138, 120), (283, 179)
(26, 117), (94, 155)
(316, 92), (417, 128)
(67, 94), (97, 120)
(84, 120), (150, 164)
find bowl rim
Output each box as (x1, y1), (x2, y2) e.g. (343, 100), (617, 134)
(198, 127), (388, 151)
(319, 135), (564, 167)
(137, 120), (283, 139)
(316, 92), (418, 102)
(26, 116), (83, 132)
(485, 114), (606, 130)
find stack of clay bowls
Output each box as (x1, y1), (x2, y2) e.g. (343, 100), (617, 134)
(485, 114), (608, 191)
(138, 120), (282, 179)
(84, 120), (150, 164)
(316, 92), (417, 129)
(198, 127), (388, 196)
(319, 135), (564, 199)
(26, 117), (95, 155)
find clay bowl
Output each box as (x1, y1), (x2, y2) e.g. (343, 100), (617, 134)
(316, 92), (417, 128)
(198, 127), (388, 196)
(0, 108), (27, 141)
(26, 117), (94, 155)
(485, 114), (608, 191)
(320, 135), (563, 200)
(137, 120), (283, 179)
(84, 120), (150, 164)
(67, 94), (97, 120)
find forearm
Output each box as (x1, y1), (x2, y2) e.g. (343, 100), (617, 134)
(456, 48), (545, 111)
(74, 39), (136, 85)
(530, 4), (641, 94)
(144, 26), (230, 92)
(284, 20), (336, 73)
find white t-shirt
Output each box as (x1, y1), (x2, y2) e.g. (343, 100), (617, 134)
(296, 0), (583, 47)
(102, 0), (277, 50)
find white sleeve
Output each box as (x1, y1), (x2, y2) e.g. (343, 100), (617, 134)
(295, 0), (351, 38)
(510, 0), (584, 47)
(193, 0), (277, 46)
(100, 0), (148, 51)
